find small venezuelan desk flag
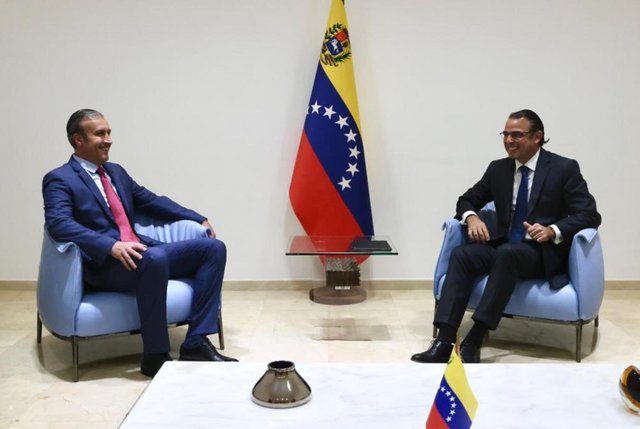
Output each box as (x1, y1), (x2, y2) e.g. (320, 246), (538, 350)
(289, 0), (374, 238)
(426, 349), (478, 429)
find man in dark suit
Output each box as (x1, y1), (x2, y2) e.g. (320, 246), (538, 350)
(411, 109), (601, 364)
(43, 109), (238, 377)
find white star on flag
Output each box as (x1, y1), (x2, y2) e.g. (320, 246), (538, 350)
(338, 176), (352, 190)
(305, 98), (367, 193)
(323, 105), (336, 119)
(346, 163), (359, 176)
(335, 115), (349, 129)
(344, 129), (358, 142)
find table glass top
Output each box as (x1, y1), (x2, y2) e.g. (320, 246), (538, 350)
(286, 235), (398, 256)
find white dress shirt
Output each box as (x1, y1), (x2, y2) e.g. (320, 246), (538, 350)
(73, 154), (119, 207)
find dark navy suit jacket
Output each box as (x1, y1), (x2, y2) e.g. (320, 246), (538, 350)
(454, 148), (601, 287)
(43, 156), (206, 264)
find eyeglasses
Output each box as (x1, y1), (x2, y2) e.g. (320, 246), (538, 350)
(500, 131), (534, 141)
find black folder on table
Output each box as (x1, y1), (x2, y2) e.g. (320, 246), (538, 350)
(349, 238), (392, 252)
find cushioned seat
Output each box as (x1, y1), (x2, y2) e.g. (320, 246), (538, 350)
(433, 203), (604, 361)
(37, 218), (224, 381)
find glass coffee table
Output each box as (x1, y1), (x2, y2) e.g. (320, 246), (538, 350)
(286, 235), (398, 305)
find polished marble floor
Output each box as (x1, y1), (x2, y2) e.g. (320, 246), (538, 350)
(1, 284), (639, 428)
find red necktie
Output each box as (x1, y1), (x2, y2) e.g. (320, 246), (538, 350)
(97, 167), (140, 243)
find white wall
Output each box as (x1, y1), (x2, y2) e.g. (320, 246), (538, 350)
(1, 0), (638, 281)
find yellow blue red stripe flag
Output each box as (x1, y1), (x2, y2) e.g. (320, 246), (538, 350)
(426, 349), (478, 429)
(289, 0), (374, 238)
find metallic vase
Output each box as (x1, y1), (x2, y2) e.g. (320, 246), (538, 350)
(619, 365), (640, 414)
(251, 360), (312, 408)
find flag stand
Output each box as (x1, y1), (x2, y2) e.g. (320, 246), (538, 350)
(309, 257), (366, 305)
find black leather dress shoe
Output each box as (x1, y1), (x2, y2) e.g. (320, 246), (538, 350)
(179, 338), (239, 362)
(460, 340), (481, 363)
(140, 353), (173, 378)
(411, 339), (453, 363)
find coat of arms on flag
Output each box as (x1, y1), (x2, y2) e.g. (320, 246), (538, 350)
(289, 0), (374, 240)
(426, 349), (478, 429)
(322, 24), (351, 65)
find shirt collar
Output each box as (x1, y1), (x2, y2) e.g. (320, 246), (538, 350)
(515, 148), (541, 173)
(73, 154), (100, 174)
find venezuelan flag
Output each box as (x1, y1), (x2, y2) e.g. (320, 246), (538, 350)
(289, 0), (374, 238)
(426, 349), (479, 429)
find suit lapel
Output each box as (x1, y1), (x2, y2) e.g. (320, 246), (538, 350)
(497, 159), (516, 227)
(68, 157), (115, 223)
(528, 149), (550, 216)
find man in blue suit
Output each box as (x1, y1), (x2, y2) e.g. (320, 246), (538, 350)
(411, 109), (601, 364)
(43, 109), (237, 377)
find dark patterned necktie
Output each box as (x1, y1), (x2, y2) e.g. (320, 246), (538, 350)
(509, 165), (529, 243)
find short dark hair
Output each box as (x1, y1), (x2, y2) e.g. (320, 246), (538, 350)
(508, 109), (549, 146)
(66, 109), (104, 147)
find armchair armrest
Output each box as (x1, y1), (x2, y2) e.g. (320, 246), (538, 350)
(434, 202), (497, 297)
(135, 218), (209, 243)
(37, 229), (84, 337)
(433, 218), (464, 297)
(568, 228), (604, 320)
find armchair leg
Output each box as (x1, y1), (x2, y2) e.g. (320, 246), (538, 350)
(432, 302), (438, 338)
(72, 337), (79, 382)
(37, 312), (42, 344)
(575, 321), (583, 363)
(217, 309), (225, 350)
(594, 315), (599, 328)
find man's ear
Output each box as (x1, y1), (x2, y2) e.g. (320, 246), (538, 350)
(534, 130), (543, 145)
(71, 133), (83, 148)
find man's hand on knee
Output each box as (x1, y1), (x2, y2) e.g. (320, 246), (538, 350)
(202, 220), (217, 239)
(110, 241), (147, 271)
(467, 215), (491, 243)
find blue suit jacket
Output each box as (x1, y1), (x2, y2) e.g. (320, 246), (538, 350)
(454, 148), (601, 286)
(43, 156), (206, 264)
